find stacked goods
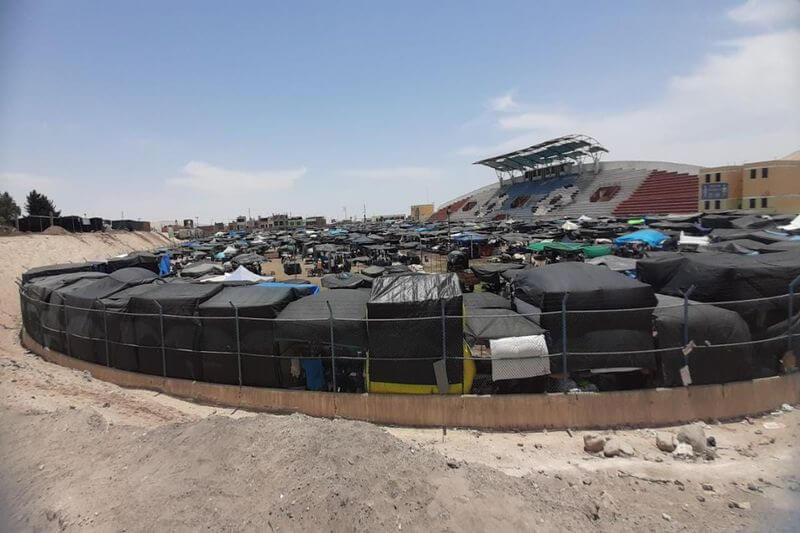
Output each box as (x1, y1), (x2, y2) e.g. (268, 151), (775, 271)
(198, 285), (295, 386)
(508, 263), (657, 372)
(366, 273), (474, 394)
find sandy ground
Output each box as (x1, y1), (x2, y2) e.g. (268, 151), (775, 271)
(1, 232), (799, 532)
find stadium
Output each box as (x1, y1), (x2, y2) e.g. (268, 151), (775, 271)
(430, 134), (800, 223)
(15, 134), (800, 431)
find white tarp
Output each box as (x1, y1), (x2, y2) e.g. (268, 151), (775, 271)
(201, 265), (275, 283)
(678, 231), (709, 248)
(561, 221), (579, 231)
(778, 215), (800, 232)
(489, 335), (550, 381)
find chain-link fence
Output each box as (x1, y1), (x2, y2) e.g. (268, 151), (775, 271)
(19, 279), (800, 395)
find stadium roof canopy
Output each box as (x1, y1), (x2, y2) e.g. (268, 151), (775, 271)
(474, 134), (608, 173)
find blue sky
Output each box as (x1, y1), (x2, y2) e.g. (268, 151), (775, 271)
(1, 0), (798, 223)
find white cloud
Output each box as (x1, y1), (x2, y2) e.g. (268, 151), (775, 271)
(728, 0), (800, 26)
(338, 166), (441, 181)
(488, 92), (518, 112)
(166, 161), (306, 193)
(498, 110), (578, 132)
(0, 172), (62, 203)
(462, 28), (800, 165)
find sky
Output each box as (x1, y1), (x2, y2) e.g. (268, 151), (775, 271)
(0, 0), (798, 224)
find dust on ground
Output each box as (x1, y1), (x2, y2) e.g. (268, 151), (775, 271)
(1, 232), (799, 532)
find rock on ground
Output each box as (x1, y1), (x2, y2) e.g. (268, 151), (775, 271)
(656, 432), (677, 452)
(603, 438), (634, 458)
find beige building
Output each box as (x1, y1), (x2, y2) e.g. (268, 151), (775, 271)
(409, 204), (434, 221)
(698, 155), (800, 214)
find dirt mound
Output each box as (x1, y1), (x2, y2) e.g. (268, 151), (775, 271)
(0, 231), (171, 335)
(42, 225), (69, 235)
(0, 408), (598, 531)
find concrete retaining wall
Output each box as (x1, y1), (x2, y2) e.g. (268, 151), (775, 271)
(22, 330), (800, 430)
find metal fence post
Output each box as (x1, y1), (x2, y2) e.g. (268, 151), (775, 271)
(789, 275), (800, 356)
(63, 302), (71, 357)
(440, 300), (447, 362)
(561, 293), (568, 377)
(102, 303), (110, 367)
(230, 302), (242, 386)
(326, 301), (337, 393)
(155, 301), (166, 377)
(682, 285), (696, 347)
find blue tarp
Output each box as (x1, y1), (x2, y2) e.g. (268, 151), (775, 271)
(158, 254), (171, 277)
(613, 229), (669, 248)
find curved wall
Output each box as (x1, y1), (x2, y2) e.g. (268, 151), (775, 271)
(22, 329), (800, 430)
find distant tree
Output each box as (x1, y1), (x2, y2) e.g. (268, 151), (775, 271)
(25, 189), (60, 217)
(0, 191), (21, 225)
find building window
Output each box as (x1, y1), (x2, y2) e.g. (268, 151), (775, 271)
(750, 168), (756, 179)
(705, 174), (710, 183)
(704, 201), (710, 210)
(715, 173), (720, 182)
(714, 200), (721, 209)
(761, 197), (768, 208)
(749, 198), (756, 209)
(762, 167), (768, 178)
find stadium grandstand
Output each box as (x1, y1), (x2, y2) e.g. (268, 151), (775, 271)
(430, 134), (702, 222)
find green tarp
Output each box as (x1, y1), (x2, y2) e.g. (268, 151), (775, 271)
(527, 241), (612, 258)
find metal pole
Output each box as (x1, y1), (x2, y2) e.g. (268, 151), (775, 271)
(155, 301), (166, 377)
(561, 293), (568, 377)
(103, 303), (110, 367)
(63, 302), (71, 357)
(230, 302), (242, 386)
(682, 285), (696, 347)
(789, 275), (800, 355)
(326, 301), (337, 392)
(440, 300), (447, 362)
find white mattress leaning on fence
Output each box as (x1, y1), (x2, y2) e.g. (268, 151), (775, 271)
(489, 335), (550, 381)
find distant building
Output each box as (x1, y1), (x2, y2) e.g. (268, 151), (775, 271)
(699, 156), (800, 214)
(288, 216), (304, 228)
(410, 204), (434, 221)
(305, 216), (327, 228)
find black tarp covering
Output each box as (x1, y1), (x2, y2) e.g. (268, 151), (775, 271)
(198, 285), (296, 386)
(463, 292), (513, 310)
(106, 252), (161, 274)
(471, 263), (525, 285)
(367, 273), (463, 385)
(59, 268), (161, 364)
(22, 272), (109, 351)
(62, 277), (130, 363)
(511, 263), (656, 372)
(181, 262), (224, 278)
(320, 272), (373, 289)
(361, 265), (385, 278)
(465, 308), (545, 345)
(730, 215), (773, 230)
(753, 311), (800, 376)
(637, 249), (800, 337)
(96, 281), (165, 371)
(126, 283), (223, 378)
(653, 294), (755, 385)
(22, 261), (106, 284)
(109, 267), (159, 284)
(274, 289), (370, 349)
